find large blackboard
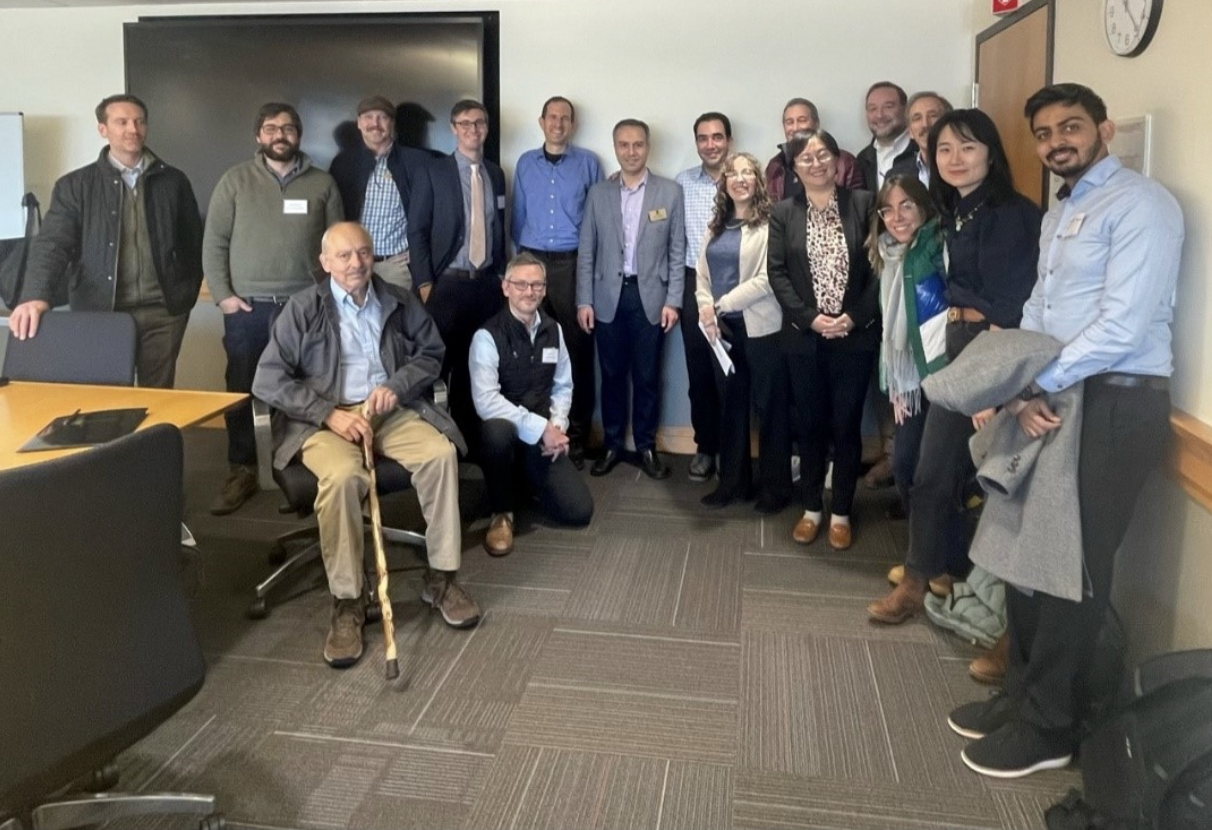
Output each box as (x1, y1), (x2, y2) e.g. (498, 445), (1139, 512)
(124, 13), (500, 215)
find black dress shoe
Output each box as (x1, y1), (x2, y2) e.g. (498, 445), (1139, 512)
(591, 449), (622, 477)
(753, 492), (791, 515)
(700, 487), (736, 509)
(568, 443), (586, 471)
(638, 448), (670, 480)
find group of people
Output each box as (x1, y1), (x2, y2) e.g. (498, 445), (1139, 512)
(8, 78), (1185, 782)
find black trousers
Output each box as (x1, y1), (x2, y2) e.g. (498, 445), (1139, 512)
(1006, 378), (1171, 739)
(906, 321), (986, 579)
(594, 281), (663, 452)
(479, 419), (594, 526)
(787, 339), (875, 515)
(716, 326), (793, 500)
(681, 268), (720, 455)
(894, 396), (969, 575)
(530, 249), (595, 447)
(222, 299), (284, 467)
(426, 270), (504, 458)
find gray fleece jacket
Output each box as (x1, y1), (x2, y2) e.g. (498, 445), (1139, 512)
(922, 329), (1086, 603)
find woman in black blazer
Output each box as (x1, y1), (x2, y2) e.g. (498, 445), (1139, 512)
(768, 130), (879, 551)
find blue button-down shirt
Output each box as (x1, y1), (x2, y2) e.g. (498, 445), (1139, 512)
(512, 145), (602, 252)
(469, 310), (573, 444)
(1021, 155), (1184, 392)
(675, 164), (719, 267)
(107, 152), (146, 190)
(452, 151), (495, 271)
(361, 153), (408, 257)
(620, 171), (648, 275)
(330, 280), (389, 404)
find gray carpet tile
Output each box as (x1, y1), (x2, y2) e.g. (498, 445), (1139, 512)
(742, 588), (938, 643)
(659, 760), (733, 830)
(564, 535), (697, 627)
(732, 768), (1002, 830)
(466, 744), (667, 830)
(989, 787), (1061, 830)
(739, 631), (895, 781)
(671, 538), (745, 633)
(743, 548), (904, 599)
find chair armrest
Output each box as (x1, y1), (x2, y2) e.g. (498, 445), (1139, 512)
(432, 379), (448, 412)
(251, 398), (278, 492)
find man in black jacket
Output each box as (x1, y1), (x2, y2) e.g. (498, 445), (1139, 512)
(329, 96), (431, 292)
(9, 94), (203, 388)
(855, 82), (917, 194)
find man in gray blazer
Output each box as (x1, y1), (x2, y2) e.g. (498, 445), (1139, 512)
(576, 119), (684, 479)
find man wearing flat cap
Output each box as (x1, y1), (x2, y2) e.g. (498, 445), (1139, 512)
(329, 96), (432, 292)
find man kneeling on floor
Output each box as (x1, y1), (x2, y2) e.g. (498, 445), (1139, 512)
(253, 221), (481, 668)
(470, 252), (594, 556)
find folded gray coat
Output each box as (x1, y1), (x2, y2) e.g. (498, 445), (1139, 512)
(922, 329), (1086, 602)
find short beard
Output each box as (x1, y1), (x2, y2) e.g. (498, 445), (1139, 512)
(261, 141), (298, 162)
(1048, 138), (1104, 179)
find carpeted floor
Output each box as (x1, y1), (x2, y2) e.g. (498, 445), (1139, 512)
(111, 428), (1079, 829)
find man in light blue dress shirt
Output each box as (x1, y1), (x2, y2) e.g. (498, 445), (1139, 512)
(953, 83), (1184, 780)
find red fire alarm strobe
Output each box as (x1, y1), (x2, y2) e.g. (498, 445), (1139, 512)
(993, 0), (1019, 14)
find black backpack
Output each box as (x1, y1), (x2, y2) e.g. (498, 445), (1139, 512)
(1076, 649), (1212, 829)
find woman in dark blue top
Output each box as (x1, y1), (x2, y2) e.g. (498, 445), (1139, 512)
(868, 109), (1041, 626)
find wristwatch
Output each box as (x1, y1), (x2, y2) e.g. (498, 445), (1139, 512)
(1018, 381), (1044, 401)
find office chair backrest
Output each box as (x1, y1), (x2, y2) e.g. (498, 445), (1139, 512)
(0, 425), (206, 813)
(3, 310), (137, 385)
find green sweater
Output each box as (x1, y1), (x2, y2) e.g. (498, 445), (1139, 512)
(202, 151), (343, 302)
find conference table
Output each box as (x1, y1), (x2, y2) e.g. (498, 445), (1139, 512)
(0, 381), (245, 472)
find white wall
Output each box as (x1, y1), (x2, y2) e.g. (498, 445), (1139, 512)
(972, 0), (1212, 653)
(0, 0), (974, 421)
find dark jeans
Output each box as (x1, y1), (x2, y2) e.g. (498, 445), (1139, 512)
(681, 268), (719, 455)
(896, 396), (971, 576)
(787, 340), (875, 515)
(726, 328), (793, 501)
(426, 270), (505, 458)
(532, 249), (595, 446)
(594, 281), (663, 452)
(906, 321), (987, 579)
(1006, 379), (1171, 738)
(222, 300), (284, 467)
(479, 419), (594, 526)
(121, 303), (191, 389)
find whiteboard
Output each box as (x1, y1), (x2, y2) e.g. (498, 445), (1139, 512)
(0, 112), (24, 239)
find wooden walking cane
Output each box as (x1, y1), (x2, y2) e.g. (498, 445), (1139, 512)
(361, 408), (399, 680)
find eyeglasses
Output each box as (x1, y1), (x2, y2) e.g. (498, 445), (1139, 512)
(877, 200), (921, 219)
(506, 279), (547, 292)
(453, 119), (488, 131)
(260, 124), (299, 137)
(794, 152), (834, 167)
(724, 169), (758, 180)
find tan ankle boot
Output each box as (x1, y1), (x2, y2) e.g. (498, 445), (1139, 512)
(867, 572), (927, 624)
(969, 632), (1009, 685)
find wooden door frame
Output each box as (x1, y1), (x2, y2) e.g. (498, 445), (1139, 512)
(975, 0), (1056, 206)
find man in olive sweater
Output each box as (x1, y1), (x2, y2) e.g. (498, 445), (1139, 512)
(203, 102), (344, 515)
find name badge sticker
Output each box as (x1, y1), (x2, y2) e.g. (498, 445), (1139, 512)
(542, 347), (559, 364)
(648, 208), (668, 221)
(497, 195), (507, 210)
(283, 199), (309, 215)
(1061, 212), (1085, 238)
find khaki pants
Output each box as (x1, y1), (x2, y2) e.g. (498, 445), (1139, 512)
(300, 408), (460, 599)
(375, 252), (412, 293)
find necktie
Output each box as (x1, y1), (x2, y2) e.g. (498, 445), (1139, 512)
(469, 163), (486, 269)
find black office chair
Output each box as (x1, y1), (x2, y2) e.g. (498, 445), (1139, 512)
(247, 398), (434, 619)
(2, 311), (137, 386)
(0, 425), (224, 830)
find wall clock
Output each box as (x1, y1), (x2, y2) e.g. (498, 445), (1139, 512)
(1103, 0), (1163, 57)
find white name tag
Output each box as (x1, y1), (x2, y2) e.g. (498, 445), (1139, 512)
(1061, 212), (1085, 238)
(283, 199), (309, 215)
(497, 194), (506, 210)
(542, 347), (559, 364)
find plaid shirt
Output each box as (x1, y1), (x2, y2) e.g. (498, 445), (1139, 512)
(675, 165), (718, 267)
(360, 154), (408, 257)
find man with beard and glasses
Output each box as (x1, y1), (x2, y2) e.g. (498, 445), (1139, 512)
(856, 82), (917, 193)
(204, 102), (344, 515)
(949, 83), (1184, 780)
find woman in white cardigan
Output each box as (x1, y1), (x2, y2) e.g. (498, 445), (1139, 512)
(696, 152), (791, 512)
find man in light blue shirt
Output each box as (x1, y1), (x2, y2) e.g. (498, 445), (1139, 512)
(511, 96), (602, 467)
(470, 252), (593, 556)
(953, 83), (1184, 781)
(675, 112), (732, 482)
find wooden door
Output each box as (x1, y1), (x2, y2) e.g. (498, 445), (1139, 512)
(976, 0), (1053, 207)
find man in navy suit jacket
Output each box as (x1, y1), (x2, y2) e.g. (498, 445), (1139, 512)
(407, 99), (507, 454)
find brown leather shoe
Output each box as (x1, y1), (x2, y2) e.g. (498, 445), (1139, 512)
(867, 573), (927, 624)
(863, 456), (894, 489)
(828, 522), (852, 551)
(887, 564), (905, 585)
(969, 632), (1009, 685)
(483, 513), (514, 557)
(792, 515), (820, 545)
(887, 564), (954, 597)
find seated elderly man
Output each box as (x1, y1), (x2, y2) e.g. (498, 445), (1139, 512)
(471, 252), (594, 556)
(252, 221), (480, 669)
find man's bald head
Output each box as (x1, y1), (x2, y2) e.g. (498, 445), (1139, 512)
(320, 222), (375, 302)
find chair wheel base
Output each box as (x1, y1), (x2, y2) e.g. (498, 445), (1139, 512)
(268, 547), (287, 566)
(200, 814), (227, 830)
(366, 604), (382, 623)
(246, 598), (269, 619)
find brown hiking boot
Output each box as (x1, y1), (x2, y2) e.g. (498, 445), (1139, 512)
(483, 514), (514, 557)
(867, 572), (927, 624)
(421, 569), (482, 629)
(210, 465), (259, 515)
(323, 597), (365, 668)
(887, 564), (954, 598)
(969, 632), (1009, 685)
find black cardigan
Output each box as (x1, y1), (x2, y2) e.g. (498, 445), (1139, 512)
(768, 187), (880, 353)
